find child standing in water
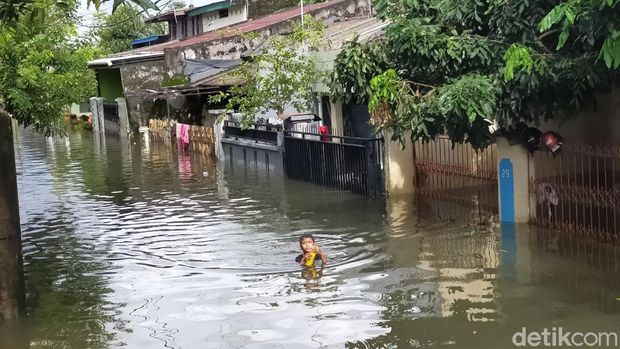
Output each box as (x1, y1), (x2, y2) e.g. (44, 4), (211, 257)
(295, 234), (328, 267)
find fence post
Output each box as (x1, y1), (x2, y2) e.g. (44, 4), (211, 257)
(366, 141), (382, 196)
(496, 137), (531, 223)
(89, 97), (102, 134)
(383, 130), (415, 196)
(115, 97), (130, 136)
(214, 119), (225, 163)
(277, 131), (284, 153)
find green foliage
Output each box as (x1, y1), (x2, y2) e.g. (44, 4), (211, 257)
(92, 5), (165, 54)
(1, 0), (158, 28)
(0, 0), (97, 136)
(503, 44), (545, 81)
(540, 0), (620, 68)
(329, 38), (389, 104)
(600, 31), (620, 68)
(331, 0), (619, 149)
(437, 74), (498, 146)
(368, 69), (440, 146)
(86, 0), (158, 12)
(209, 15), (324, 127)
(161, 74), (189, 87)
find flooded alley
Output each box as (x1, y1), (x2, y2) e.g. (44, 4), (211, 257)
(9, 129), (620, 349)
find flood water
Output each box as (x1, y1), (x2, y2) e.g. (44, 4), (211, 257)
(8, 128), (620, 348)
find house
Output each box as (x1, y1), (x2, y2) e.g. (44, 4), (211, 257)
(87, 0), (373, 131)
(142, 0), (249, 43)
(312, 17), (387, 139)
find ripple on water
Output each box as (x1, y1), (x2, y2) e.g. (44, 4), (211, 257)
(16, 128), (620, 349)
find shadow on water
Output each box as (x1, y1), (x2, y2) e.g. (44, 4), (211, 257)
(11, 128), (620, 348)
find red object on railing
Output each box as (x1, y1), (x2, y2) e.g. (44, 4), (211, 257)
(319, 125), (329, 142)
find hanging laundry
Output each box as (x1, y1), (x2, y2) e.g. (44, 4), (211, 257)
(180, 123), (190, 146)
(176, 123), (190, 152)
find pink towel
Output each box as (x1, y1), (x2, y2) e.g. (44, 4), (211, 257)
(179, 123), (189, 145)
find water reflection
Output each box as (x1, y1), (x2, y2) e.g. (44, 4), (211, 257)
(13, 128), (620, 348)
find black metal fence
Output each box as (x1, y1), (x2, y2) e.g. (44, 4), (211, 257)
(283, 131), (384, 196)
(103, 102), (120, 134)
(223, 121), (281, 145)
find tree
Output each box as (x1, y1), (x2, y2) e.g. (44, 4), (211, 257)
(210, 16), (325, 126)
(0, 5), (97, 136)
(93, 5), (166, 54)
(540, 0), (620, 69)
(329, 0), (620, 149)
(0, 0), (96, 323)
(0, 0), (160, 324)
(86, 0), (158, 12)
(0, 0), (158, 29)
(169, 1), (186, 10)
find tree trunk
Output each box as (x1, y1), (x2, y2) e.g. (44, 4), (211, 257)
(0, 111), (25, 321)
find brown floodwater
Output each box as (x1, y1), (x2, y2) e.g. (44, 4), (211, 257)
(5, 128), (620, 348)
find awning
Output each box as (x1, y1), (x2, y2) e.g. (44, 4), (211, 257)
(131, 35), (165, 46)
(87, 52), (164, 67)
(183, 58), (243, 86)
(145, 8), (188, 23)
(187, 1), (231, 17)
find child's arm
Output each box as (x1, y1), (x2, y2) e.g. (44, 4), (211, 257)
(316, 246), (328, 265)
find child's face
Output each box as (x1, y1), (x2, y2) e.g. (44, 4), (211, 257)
(300, 237), (315, 253)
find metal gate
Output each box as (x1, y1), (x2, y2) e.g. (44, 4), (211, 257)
(284, 131), (384, 196)
(530, 143), (620, 242)
(103, 102), (120, 135)
(414, 136), (498, 216)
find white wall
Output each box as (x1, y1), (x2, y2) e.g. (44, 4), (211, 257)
(70, 102), (92, 116)
(201, 3), (247, 32)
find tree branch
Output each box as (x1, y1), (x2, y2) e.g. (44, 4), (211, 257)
(403, 80), (437, 89)
(538, 28), (561, 41)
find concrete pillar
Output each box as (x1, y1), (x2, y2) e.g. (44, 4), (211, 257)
(496, 137), (531, 223)
(330, 100), (343, 143)
(89, 97), (100, 133)
(0, 112), (25, 320)
(96, 97), (105, 138)
(90, 97), (106, 155)
(276, 131), (284, 152)
(90, 97), (105, 137)
(384, 130), (415, 196)
(115, 97), (130, 136)
(213, 119), (226, 163)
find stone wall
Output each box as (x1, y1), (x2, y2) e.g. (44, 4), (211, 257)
(120, 61), (170, 130)
(120, 60), (166, 94)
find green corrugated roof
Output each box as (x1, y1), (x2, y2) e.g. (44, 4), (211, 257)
(187, 1), (231, 17)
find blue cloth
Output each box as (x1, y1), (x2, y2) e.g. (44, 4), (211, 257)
(295, 253), (323, 263)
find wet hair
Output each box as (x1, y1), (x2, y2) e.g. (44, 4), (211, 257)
(299, 233), (315, 244)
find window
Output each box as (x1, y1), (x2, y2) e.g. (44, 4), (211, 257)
(170, 22), (177, 38)
(219, 9), (229, 18)
(181, 19), (188, 38)
(191, 16), (202, 36)
(79, 102), (91, 113)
